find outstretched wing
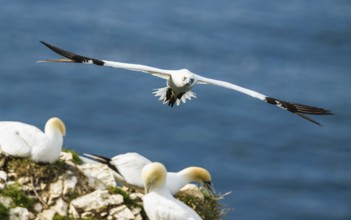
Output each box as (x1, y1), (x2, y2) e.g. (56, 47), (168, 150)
(195, 75), (333, 126)
(39, 41), (172, 79)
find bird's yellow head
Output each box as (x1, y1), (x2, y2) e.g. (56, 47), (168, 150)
(181, 166), (215, 195)
(46, 117), (66, 136)
(142, 162), (167, 193)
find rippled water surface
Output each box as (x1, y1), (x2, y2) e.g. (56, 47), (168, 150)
(1, 1), (350, 219)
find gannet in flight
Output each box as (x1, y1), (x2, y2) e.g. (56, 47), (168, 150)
(142, 162), (203, 220)
(0, 117), (66, 163)
(83, 153), (215, 195)
(39, 41), (333, 126)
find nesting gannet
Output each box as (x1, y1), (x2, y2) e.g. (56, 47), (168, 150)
(142, 162), (203, 220)
(0, 117), (66, 163)
(83, 153), (215, 195)
(39, 41), (333, 126)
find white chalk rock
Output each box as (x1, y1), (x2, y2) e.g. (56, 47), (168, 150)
(100, 212), (108, 218)
(48, 178), (63, 203)
(77, 163), (115, 189)
(134, 214), (143, 220)
(179, 183), (204, 200)
(107, 194), (124, 206)
(68, 204), (80, 219)
(109, 205), (135, 220)
(52, 198), (68, 216)
(9, 207), (29, 220)
(33, 203), (43, 213)
(130, 192), (143, 200)
(36, 209), (56, 220)
(81, 211), (94, 219)
(17, 177), (30, 185)
(0, 170), (7, 181)
(71, 190), (111, 211)
(60, 152), (73, 161)
(0, 171), (6, 189)
(63, 174), (77, 195)
(0, 196), (12, 208)
(132, 207), (141, 215)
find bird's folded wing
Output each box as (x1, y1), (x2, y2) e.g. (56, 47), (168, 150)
(153, 197), (202, 220)
(0, 128), (32, 157)
(111, 153), (151, 186)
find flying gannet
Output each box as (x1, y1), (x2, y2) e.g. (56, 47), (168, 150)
(39, 41), (333, 126)
(0, 117), (66, 163)
(83, 153), (215, 195)
(142, 162), (203, 220)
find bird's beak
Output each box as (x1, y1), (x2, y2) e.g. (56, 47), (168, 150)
(144, 183), (153, 194)
(145, 183), (151, 194)
(204, 181), (216, 196)
(37, 58), (75, 63)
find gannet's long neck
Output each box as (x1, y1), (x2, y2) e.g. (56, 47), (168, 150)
(152, 183), (173, 199)
(166, 172), (189, 194)
(31, 119), (64, 163)
(44, 122), (63, 145)
(169, 172), (189, 185)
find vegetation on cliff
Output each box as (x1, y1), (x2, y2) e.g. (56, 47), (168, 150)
(0, 150), (227, 219)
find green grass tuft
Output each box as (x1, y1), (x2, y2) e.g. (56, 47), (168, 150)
(53, 214), (73, 220)
(7, 157), (68, 184)
(53, 214), (98, 220)
(0, 184), (33, 209)
(176, 188), (228, 220)
(108, 186), (149, 219)
(108, 186), (136, 208)
(62, 148), (83, 165)
(0, 202), (9, 220)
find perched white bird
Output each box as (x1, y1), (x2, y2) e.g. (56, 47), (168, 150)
(39, 41), (333, 126)
(83, 153), (215, 195)
(142, 162), (203, 220)
(0, 117), (66, 163)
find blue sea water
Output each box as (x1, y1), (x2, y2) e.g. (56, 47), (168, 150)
(1, 1), (350, 219)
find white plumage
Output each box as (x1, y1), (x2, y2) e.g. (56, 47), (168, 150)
(142, 162), (203, 220)
(39, 41), (333, 126)
(0, 117), (66, 163)
(83, 152), (215, 195)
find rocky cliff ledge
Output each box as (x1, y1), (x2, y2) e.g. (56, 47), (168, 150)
(0, 150), (226, 220)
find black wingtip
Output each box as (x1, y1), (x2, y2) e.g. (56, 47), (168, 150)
(83, 153), (111, 164)
(83, 153), (121, 175)
(265, 97), (333, 126)
(40, 41), (52, 48)
(40, 41), (104, 66)
(296, 113), (323, 126)
(40, 41), (48, 46)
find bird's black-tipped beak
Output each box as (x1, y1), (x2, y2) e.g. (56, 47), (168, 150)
(204, 181), (216, 196)
(145, 184), (151, 194)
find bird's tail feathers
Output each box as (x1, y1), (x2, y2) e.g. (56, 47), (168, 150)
(153, 87), (196, 107)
